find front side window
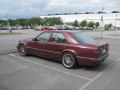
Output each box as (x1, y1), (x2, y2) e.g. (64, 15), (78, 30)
(51, 33), (67, 43)
(37, 32), (51, 42)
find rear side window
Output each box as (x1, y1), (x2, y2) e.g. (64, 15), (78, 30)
(72, 32), (96, 44)
(51, 33), (67, 43)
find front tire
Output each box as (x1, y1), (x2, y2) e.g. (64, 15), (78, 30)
(62, 52), (78, 69)
(18, 45), (28, 56)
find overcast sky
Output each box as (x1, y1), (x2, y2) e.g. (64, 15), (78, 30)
(0, 0), (120, 19)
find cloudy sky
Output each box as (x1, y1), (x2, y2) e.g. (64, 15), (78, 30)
(0, 0), (120, 19)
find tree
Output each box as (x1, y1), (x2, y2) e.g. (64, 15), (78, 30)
(95, 22), (100, 28)
(88, 21), (94, 28)
(73, 20), (79, 27)
(0, 17), (63, 26)
(43, 17), (63, 26)
(0, 20), (7, 25)
(27, 17), (42, 26)
(8, 19), (18, 26)
(108, 23), (112, 28)
(66, 22), (73, 26)
(16, 19), (27, 26)
(80, 20), (87, 27)
(104, 24), (112, 30)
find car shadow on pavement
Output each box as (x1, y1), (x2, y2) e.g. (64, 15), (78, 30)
(29, 55), (62, 64)
(22, 54), (113, 72)
(28, 55), (85, 69)
(82, 59), (114, 72)
(0, 83), (9, 90)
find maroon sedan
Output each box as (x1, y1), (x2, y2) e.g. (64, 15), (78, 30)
(17, 30), (109, 68)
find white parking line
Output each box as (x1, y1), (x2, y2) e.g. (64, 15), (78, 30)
(0, 43), (16, 47)
(79, 57), (120, 90)
(9, 54), (91, 81)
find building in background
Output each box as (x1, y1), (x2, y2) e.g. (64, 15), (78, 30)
(40, 12), (120, 27)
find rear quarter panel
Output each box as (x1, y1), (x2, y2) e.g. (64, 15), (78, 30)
(62, 43), (97, 59)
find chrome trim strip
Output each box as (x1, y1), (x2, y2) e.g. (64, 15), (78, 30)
(47, 50), (61, 54)
(77, 53), (109, 60)
(76, 56), (95, 60)
(28, 47), (46, 52)
(27, 47), (61, 54)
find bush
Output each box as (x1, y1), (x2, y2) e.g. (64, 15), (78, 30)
(80, 20), (87, 27)
(73, 20), (79, 27)
(104, 24), (112, 30)
(88, 21), (94, 28)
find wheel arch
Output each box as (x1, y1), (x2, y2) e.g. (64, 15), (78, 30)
(18, 42), (28, 52)
(18, 43), (28, 56)
(18, 41), (27, 47)
(61, 50), (79, 68)
(61, 50), (77, 61)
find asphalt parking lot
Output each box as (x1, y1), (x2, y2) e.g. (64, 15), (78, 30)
(0, 30), (120, 90)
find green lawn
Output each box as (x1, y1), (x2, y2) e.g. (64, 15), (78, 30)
(0, 32), (22, 35)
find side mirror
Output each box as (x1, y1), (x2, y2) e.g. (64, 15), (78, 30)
(32, 38), (37, 41)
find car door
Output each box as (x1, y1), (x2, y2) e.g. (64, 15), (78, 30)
(47, 32), (67, 60)
(28, 32), (51, 57)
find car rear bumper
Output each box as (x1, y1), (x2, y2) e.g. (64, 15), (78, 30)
(77, 53), (109, 66)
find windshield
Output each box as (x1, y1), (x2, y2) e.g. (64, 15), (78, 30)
(72, 32), (96, 44)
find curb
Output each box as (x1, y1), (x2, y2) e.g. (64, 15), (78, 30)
(103, 36), (120, 39)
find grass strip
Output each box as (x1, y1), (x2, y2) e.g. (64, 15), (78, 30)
(0, 32), (22, 35)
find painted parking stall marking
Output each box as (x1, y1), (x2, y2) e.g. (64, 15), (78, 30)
(79, 57), (120, 90)
(9, 54), (91, 81)
(9, 53), (120, 90)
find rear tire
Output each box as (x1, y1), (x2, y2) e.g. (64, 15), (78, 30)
(18, 45), (28, 56)
(62, 52), (78, 69)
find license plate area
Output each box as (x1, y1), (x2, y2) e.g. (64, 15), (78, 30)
(102, 49), (106, 54)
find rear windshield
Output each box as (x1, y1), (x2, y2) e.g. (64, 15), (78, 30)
(71, 32), (96, 44)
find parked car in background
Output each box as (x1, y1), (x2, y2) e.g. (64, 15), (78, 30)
(49, 26), (58, 30)
(67, 26), (75, 30)
(34, 26), (43, 31)
(42, 26), (50, 30)
(17, 30), (109, 69)
(16, 26), (21, 30)
(0, 26), (9, 30)
(74, 27), (80, 30)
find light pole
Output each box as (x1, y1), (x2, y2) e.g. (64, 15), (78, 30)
(43, 8), (47, 26)
(115, 13), (117, 28)
(7, 14), (12, 33)
(100, 7), (104, 38)
(114, 13), (118, 34)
